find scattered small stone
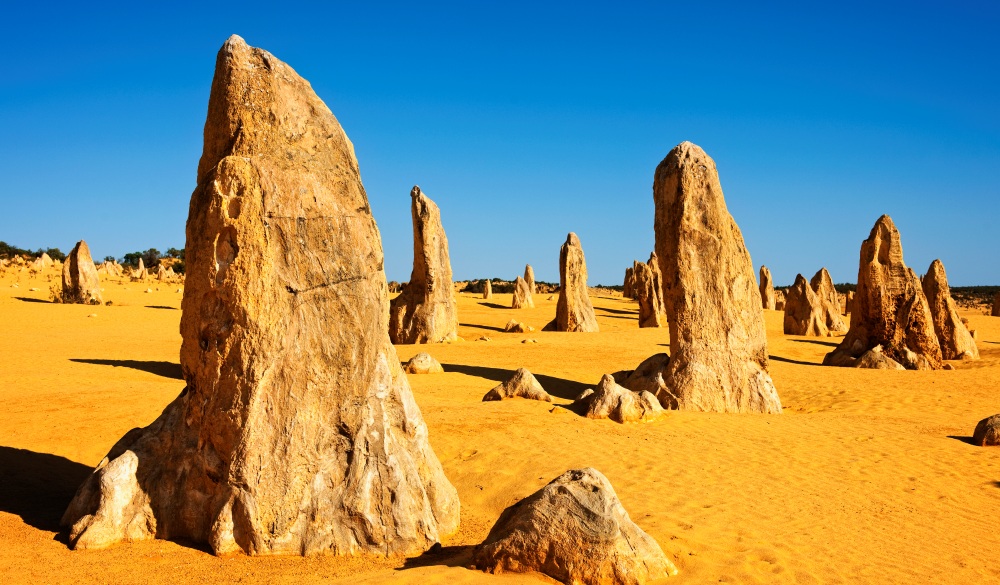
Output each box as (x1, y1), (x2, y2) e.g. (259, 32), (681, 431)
(403, 353), (444, 374)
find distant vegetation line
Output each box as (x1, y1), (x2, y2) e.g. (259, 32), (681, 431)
(0, 241), (186, 273)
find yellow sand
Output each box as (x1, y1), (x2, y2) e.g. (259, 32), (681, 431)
(1, 267), (998, 584)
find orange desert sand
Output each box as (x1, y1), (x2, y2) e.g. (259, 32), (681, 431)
(1, 266), (998, 584)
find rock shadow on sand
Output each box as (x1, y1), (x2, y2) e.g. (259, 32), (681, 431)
(769, 355), (820, 367)
(14, 296), (52, 304)
(0, 446), (92, 533)
(442, 363), (589, 401)
(478, 302), (511, 310)
(398, 544), (475, 570)
(789, 338), (840, 348)
(69, 358), (183, 380)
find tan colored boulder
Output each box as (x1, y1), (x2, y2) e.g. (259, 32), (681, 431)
(613, 353), (669, 399)
(623, 266), (635, 299)
(482, 368), (552, 402)
(156, 265), (168, 281)
(810, 268), (847, 332)
(653, 142), (781, 413)
(783, 274), (829, 336)
(575, 375), (663, 423)
(404, 352), (444, 374)
(854, 345), (905, 370)
(921, 259), (978, 360)
(632, 258), (665, 328)
(845, 290), (855, 314)
(524, 264), (536, 295)
(473, 468), (677, 584)
(759, 265), (776, 310)
(511, 275), (534, 309)
(61, 35), (459, 556)
(483, 279), (492, 299)
(550, 233), (599, 332)
(61, 240), (102, 304)
(973, 415), (1000, 446)
(775, 289), (786, 311)
(389, 186), (459, 344)
(503, 319), (534, 333)
(823, 215), (942, 370)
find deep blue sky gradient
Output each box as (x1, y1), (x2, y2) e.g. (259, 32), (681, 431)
(2, 1), (998, 285)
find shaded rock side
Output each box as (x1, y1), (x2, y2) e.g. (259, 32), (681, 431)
(783, 274), (829, 336)
(575, 374), (663, 423)
(775, 289), (786, 311)
(524, 264), (536, 295)
(389, 186), (459, 343)
(614, 353), (670, 402)
(623, 266), (635, 299)
(823, 215), (942, 370)
(473, 468), (677, 584)
(854, 345), (905, 370)
(922, 259), (979, 360)
(511, 276), (534, 308)
(633, 258), (666, 328)
(553, 233), (599, 332)
(653, 142), (781, 413)
(973, 415), (1000, 446)
(810, 268), (848, 332)
(482, 368), (552, 402)
(61, 240), (102, 304)
(845, 290), (855, 315)
(759, 265), (776, 310)
(993, 292), (1000, 317)
(61, 36), (459, 556)
(404, 352), (444, 374)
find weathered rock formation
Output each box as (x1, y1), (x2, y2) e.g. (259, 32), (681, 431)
(404, 353), (444, 374)
(823, 215), (942, 370)
(550, 233), (599, 332)
(61, 36), (459, 556)
(845, 290), (855, 314)
(922, 259), (979, 360)
(613, 353), (670, 400)
(853, 345), (905, 370)
(783, 274), (829, 336)
(632, 258), (666, 328)
(524, 264), (536, 295)
(810, 268), (848, 332)
(473, 468), (677, 584)
(759, 265), (776, 310)
(575, 375), (663, 423)
(483, 279), (492, 299)
(61, 240), (102, 304)
(503, 319), (534, 333)
(993, 292), (1000, 317)
(652, 142), (781, 413)
(511, 276), (534, 309)
(623, 266), (635, 299)
(389, 186), (459, 344)
(482, 368), (551, 402)
(973, 415), (1000, 446)
(775, 289), (786, 311)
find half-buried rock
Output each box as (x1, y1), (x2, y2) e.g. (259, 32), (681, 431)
(575, 374), (663, 423)
(61, 240), (102, 304)
(922, 259), (978, 360)
(759, 265), (776, 310)
(823, 215), (942, 370)
(783, 274), (829, 336)
(973, 415), (1000, 446)
(653, 142), (781, 413)
(548, 232), (599, 332)
(482, 368), (552, 402)
(389, 186), (460, 343)
(473, 468), (677, 584)
(511, 275), (534, 309)
(404, 352), (444, 374)
(61, 35), (459, 556)
(503, 319), (534, 333)
(614, 353), (670, 399)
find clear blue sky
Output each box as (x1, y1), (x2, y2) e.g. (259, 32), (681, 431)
(2, 1), (997, 286)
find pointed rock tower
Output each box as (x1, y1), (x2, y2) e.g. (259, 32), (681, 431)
(922, 259), (978, 360)
(62, 36), (459, 556)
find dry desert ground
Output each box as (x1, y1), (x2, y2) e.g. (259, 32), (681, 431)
(1, 266), (998, 584)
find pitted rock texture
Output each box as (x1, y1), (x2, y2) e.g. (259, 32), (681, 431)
(973, 415), (1000, 446)
(512, 276), (534, 309)
(810, 268), (848, 333)
(404, 352), (444, 374)
(389, 186), (459, 344)
(482, 368), (552, 402)
(473, 468), (677, 584)
(633, 257), (666, 328)
(653, 142), (781, 413)
(552, 233), (599, 332)
(61, 240), (102, 304)
(921, 259), (978, 360)
(575, 374), (663, 423)
(823, 215), (942, 370)
(783, 274), (829, 337)
(61, 35), (459, 556)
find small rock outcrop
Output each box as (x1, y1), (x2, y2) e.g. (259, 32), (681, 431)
(503, 319), (534, 333)
(853, 345), (905, 370)
(512, 275), (534, 309)
(473, 468), (678, 584)
(404, 353), (444, 374)
(61, 36), (459, 556)
(810, 268), (848, 332)
(823, 215), (942, 370)
(524, 264), (536, 295)
(973, 415), (1000, 446)
(613, 353), (670, 400)
(759, 265), (776, 310)
(783, 274), (829, 336)
(389, 186), (460, 344)
(922, 259), (979, 360)
(653, 142), (781, 413)
(632, 258), (666, 328)
(575, 375), (663, 423)
(483, 279), (492, 299)
(550, 233), (599, 332)
(61, 240), (102, 304)
(482, 368), (552, 402)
